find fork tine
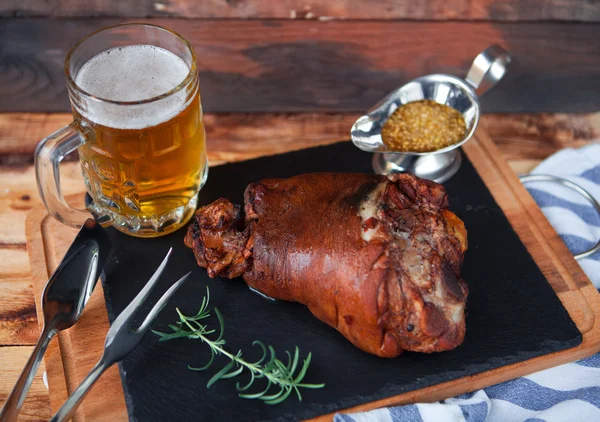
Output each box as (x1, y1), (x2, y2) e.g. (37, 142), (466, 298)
(108, 248), (173, 334)
(137, 271), (191, 333)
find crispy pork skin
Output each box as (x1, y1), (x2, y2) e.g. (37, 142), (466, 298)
(184, 173), (468, 357)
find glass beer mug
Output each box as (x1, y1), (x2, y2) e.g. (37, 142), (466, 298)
(35, 24), (208, 237)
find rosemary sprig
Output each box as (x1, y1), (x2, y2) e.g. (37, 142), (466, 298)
(152, 287), (324, 405)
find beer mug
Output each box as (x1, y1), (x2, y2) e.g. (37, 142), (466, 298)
(35, 24), (208, 238)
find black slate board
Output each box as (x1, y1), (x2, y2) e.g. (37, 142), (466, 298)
(100, 142), (582, 422)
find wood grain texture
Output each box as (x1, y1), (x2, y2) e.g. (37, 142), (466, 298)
(0, 346), (52, 420)
(1, 0), (599, 20)
(0, 249), (37, 345)
(0, 162), (86, 245)
(0, 192), (37, 346)
(482, 113), (600, 163)
(1, 19), (600, 113)
(22, 127), (600, 421)
(0, 114), (72, 165)
(0, 112), (598, 167)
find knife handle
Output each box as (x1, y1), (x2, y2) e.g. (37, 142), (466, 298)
(0, 326), (56, 421)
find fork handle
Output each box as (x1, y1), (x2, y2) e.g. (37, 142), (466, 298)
(51, 358), (110, 422)
(0, 325), (55, 421)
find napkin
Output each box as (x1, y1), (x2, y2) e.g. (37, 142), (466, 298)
(335, 143), (600, 422)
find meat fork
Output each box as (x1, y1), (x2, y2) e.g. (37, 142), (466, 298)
(50, 248), (190, 422)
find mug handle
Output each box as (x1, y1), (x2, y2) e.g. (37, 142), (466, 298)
(35, 123), (112, 228)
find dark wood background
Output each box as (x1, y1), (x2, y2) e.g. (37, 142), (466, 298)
(1, 0), (600, 114)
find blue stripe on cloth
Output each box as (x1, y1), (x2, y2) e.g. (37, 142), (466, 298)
(575, 353), (600, 368)
(524, 419), (546, 422)
(389, 405), (423, 422)
(580, 164), (600, 182)
(485, 378), (600, 410)
(527, 188), (600, 227)
(560, 234), (600, 261)
(334, 414), (355, 422)
(459, 401), (488, 421)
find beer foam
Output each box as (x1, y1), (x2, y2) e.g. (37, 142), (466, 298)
(74, 45), (191, 129)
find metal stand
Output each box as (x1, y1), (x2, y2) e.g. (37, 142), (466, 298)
(372, 149), (462, 183)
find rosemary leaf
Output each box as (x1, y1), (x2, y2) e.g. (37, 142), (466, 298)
(155, 286), (324, 405)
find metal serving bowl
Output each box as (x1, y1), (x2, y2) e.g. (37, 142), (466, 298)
(351, 45), (511, 183)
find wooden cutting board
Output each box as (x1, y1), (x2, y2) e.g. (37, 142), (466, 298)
(26, 127), (600, 421)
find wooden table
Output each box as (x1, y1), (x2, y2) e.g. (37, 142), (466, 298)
(0, 111), (598, 420)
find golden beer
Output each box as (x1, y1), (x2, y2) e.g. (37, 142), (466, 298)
(75, 90), (206, 236)
(72, 43), (207, 237)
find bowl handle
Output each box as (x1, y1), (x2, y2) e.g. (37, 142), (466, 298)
(465, 45), (511, 96)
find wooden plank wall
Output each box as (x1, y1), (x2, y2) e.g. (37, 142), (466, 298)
(1, 1), (600, 114)
(3, 0), (600, 20)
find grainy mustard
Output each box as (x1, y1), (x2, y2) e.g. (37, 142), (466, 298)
(381, 100), (466, 153)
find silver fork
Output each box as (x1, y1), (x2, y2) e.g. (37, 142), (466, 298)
(50, 248), (190, 422)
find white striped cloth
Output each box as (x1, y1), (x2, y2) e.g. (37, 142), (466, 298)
(335, 144), (600, 422)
